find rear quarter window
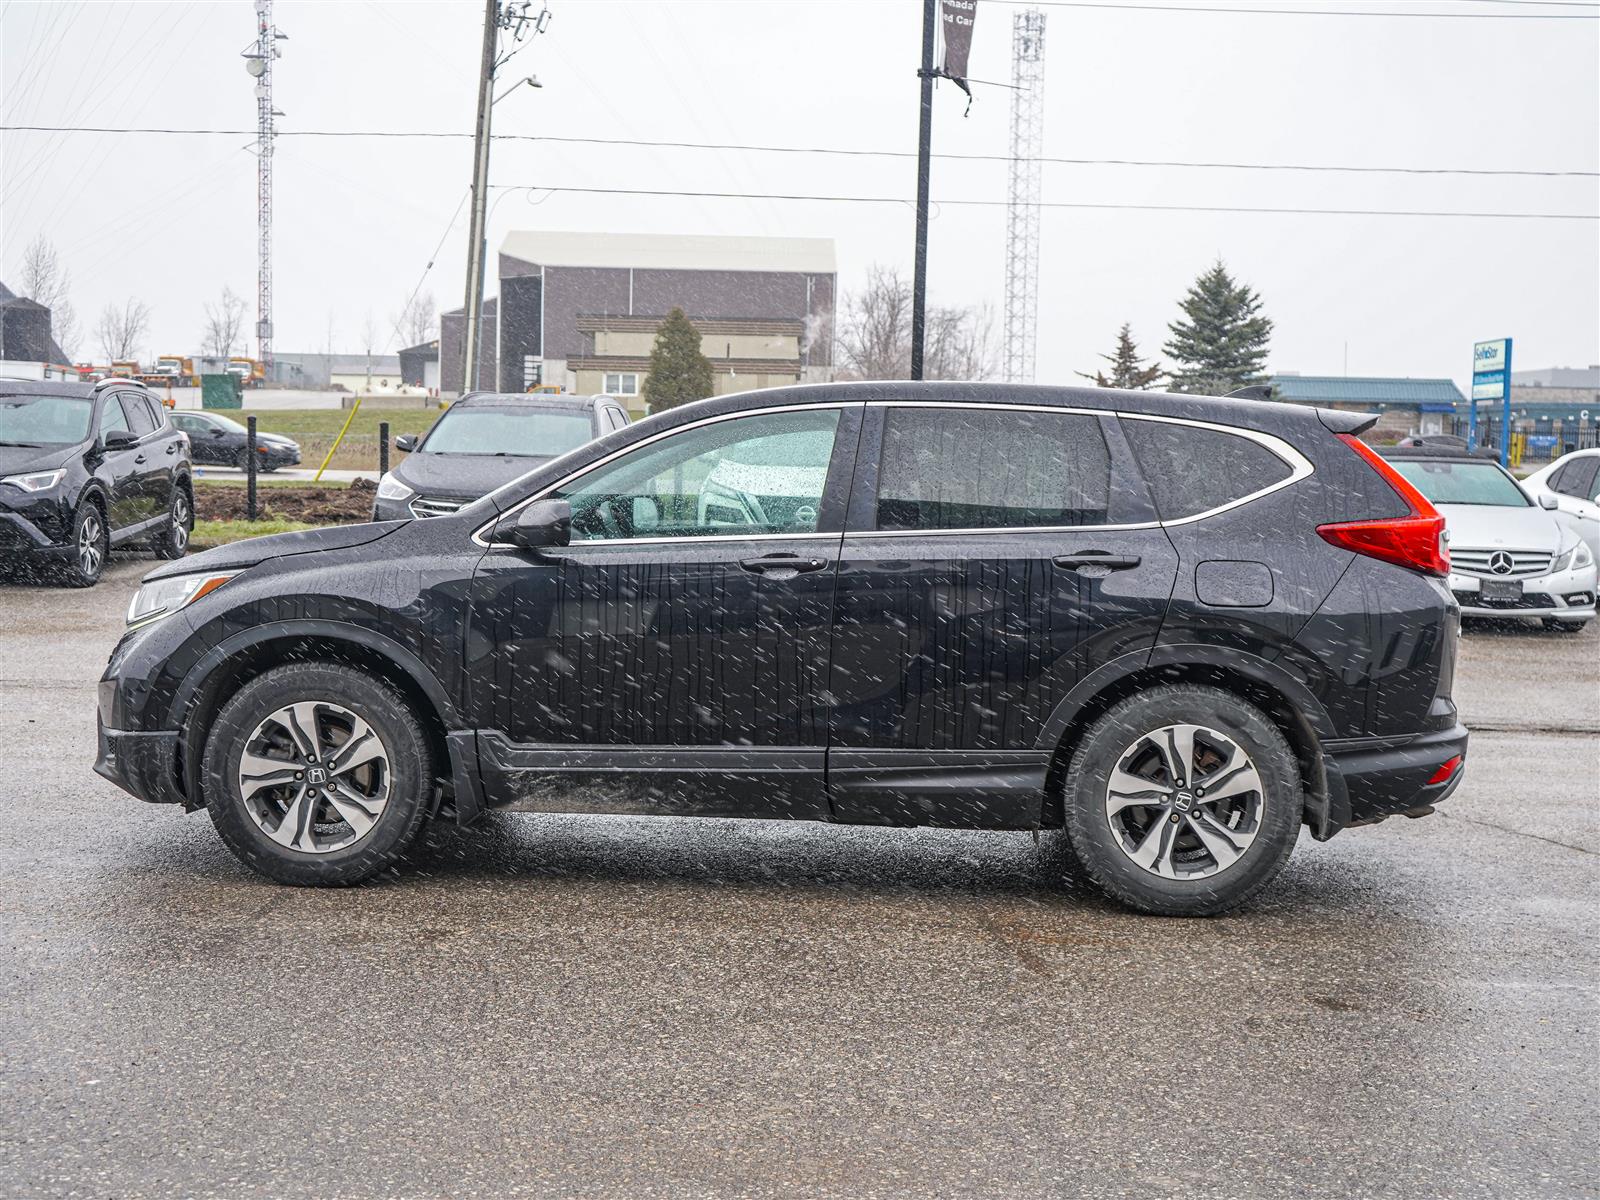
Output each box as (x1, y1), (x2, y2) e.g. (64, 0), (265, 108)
(1121, 417), (1296, 521)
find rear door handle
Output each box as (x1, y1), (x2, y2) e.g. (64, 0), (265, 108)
(740, 554), (829, 578)
(1054, 551), (1141, 571)
(165, 443), (178, 455)
(134, 454), (148, 465)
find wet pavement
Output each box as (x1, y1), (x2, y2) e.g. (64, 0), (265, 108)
(2, 559), (1596, 1199)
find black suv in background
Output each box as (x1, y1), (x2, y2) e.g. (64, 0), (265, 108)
(96, 382), (1466, 915)
(372, 391), (628, 521)
(169, 409), (302, 472)
(1, 379), (192, 586)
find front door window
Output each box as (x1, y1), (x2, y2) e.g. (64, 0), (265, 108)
(557, 408), (840, 541)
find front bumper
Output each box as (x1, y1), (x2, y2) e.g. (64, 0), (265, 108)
(1323, 721), (1469, 834)
(1448, 562), (1597, 621)
(94, 716), (187, 806)
(0, 491), (73, 555)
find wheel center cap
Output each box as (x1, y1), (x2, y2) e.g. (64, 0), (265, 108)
(1173, 790), (1194, 812)
(307, 767), (327, 785)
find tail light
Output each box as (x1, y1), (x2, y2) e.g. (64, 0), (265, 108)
(1317, 434), (1450, 577)
(1426, 755), (1463, 786)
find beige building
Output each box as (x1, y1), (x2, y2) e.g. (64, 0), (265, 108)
(569, 314), (810, 402)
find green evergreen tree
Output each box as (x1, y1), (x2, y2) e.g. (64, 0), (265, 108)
(1163, 261), (1273, 395)
(641, 307), (714, 411)
(1076, 322), (1166, 390)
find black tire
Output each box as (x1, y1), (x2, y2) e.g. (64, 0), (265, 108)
(1061, 685), (1301, 916)
(58, 496), (109, 588)
(202, 663), (434, 886)
(233, 448), (255, 472)
(1542, 618), (1588, 634)
(151, 482), (192, 560)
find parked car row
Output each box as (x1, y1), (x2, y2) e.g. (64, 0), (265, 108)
(96, 381), (1477, 916)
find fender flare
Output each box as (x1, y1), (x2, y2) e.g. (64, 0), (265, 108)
(1032, 642), (1345, 837)
(172, 618), (462, 730)
(170, 619), (474, 814)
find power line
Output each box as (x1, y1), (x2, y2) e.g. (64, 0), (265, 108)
(490, 182), (1600, 220)
(991, 0), (1598, 15)
(3, 125), (1595, 179)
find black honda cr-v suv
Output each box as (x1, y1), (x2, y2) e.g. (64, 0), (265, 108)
(95, 382), (1466, 915)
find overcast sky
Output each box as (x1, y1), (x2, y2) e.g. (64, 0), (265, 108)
(2, 0), (1596, 390)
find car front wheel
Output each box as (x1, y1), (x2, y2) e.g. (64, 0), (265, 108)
(202, 663), (434, 885)
(1061, 685), (1301, 916)
(59, 498), (108, 588)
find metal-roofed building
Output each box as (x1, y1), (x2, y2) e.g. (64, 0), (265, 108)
(439, 231), (837, 408)
(1270, 374), (1465, 438)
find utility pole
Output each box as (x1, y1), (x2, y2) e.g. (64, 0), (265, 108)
(1002, 9), (1045, 386)
(910, 0), (937, 381)
(460, 0), (499, 394)
(245, 0), (284, 377)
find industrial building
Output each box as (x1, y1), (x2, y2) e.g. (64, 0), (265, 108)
(0, 281), (71, 370)
(440, 231), (837, 410)
(1270, 374), (1466, 439)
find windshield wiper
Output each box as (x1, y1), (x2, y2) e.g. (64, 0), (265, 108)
(0, 440), (43, 448)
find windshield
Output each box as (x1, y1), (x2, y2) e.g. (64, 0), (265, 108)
(421, 406), (592, 457)
(1390, 459), (1530, 508)
(0, 392), (93, 446)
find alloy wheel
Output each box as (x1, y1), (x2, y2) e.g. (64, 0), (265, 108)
(237, 700), (391, 854)
(1104, 723), (1264, 880)
(78, 512), (103, 577)
(172, 492), (190, 552)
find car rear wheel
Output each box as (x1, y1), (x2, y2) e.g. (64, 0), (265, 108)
(152, 484), (192, 560)
(202, 663), (434, 885)
(1061, 685), (1301, 916)
(59, 498), (108, 588)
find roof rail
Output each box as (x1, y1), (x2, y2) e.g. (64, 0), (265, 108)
(92, 376), (148, 390)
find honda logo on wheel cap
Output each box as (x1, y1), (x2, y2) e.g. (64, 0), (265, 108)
(1489, 551), (1514, 575)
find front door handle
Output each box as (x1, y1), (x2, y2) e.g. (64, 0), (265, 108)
(134, 454), (148, 465)
(740, 553), (829, 579)
(1054, 551), (1141, 572)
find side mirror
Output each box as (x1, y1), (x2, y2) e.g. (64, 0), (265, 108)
(506, 498), (571, 550)
(394, 434), (417, 453)
(210, 428), (226, 437)
(1538, 494), (1558, 511)
(103, 430), (138, 450)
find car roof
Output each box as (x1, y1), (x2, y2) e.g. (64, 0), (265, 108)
(0, 379), (97, 399)
(1378, 446), (1503, 463)
(454, 391), (608, 412)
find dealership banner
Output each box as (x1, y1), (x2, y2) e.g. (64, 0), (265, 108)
(941, 0), (977, 95)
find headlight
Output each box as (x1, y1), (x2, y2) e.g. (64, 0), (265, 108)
(376, 472), (414, 502)
(0, 469), (65, 492)
(126, 571), (238, 627)
(1552, 540), (1593, 573)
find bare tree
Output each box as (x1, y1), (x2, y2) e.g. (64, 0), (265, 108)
(19, 235), (69, 309)
(200, 287), (248, 358)
(836, 264), (995, 382)
(96, 298), (151, 363)
(19, 235), (79, 360)
(393, 292), (437, 347)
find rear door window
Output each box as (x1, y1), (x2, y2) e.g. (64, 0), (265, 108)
(121, 393), (157, 438)
(1554, 456), (1598, 501)
(1122, 417), (1295, 520)
(874, 406), (1111, 531)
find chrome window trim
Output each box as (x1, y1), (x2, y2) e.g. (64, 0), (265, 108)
(471, 398), (1314, 549)
(472, 401), (855, 549)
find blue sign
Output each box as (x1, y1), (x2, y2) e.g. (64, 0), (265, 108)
(1468, 337), (1513, 466)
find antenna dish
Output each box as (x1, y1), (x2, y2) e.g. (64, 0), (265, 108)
(245, 57), (266, 77)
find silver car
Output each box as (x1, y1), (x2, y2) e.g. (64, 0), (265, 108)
(1385, 450), (1596, 633)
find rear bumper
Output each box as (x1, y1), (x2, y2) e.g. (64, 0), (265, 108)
(94, 717), (186, 807)
(1322, 722), (1469, 834)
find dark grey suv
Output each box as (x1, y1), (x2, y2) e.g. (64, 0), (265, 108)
(1, 379), (192, 586)
(96, 382), (1466, 915)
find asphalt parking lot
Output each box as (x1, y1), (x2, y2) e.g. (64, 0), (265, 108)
(2, 559), (1596, 1199)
